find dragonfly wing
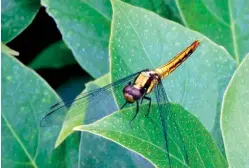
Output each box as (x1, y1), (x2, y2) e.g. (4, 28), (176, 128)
(154, 80), (171, 167)
(40, 70), (145, 127)
(154, 80), (189, 167)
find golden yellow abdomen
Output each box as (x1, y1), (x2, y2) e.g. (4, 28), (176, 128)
(155, 40), (200, 79)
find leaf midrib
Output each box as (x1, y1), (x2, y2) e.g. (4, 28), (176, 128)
(228, 0), (240, 64)
(28, 102), (41, 159)
(177, 123), (207, 168)
(2, 113), (38, 168)
(81, 0), (112, 21)
(199, 0), (230, 27)
(116, 2), (155, 68)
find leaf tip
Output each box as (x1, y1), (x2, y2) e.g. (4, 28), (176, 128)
(73, 125), (83, 131)
(2, 43), (20, 56)
(54, 138), (62, 148)
(197, 37), (205, 44)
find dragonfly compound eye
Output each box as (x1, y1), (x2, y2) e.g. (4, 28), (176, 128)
(123, 85), (132, 93)
(123, 85), (144, 103)
(123, 85), (134, 103)
(131, 88), (144, 100)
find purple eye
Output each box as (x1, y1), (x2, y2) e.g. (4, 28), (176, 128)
(131, 89), (140, 99)
(123, 85), (145, 103)
(123, 85), (132, 93)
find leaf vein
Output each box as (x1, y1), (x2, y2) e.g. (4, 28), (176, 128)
(117, 3), (155, 68)
(2, 113), (38, 168)
(81, 0), (112, 21)
(177, 123), (207, 168)
(228, 0), (240, 63)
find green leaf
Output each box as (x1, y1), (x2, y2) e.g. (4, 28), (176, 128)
(1, 43), (19, 56)
(78, 132), (151, 167)
(110, 0), (236, 152)
(64, 133), (81, 168)
(74, 103), (227, 168)
(176, 0), (249, 63)
(40, 0), (184, 78)
(1, 53), (65, 167)
(41, 0), (111, 78)
(123, 0), (183, 24)
(1, 0), (40, 42)
(29, 40), (77, 69)
(221, 53), (249, 167)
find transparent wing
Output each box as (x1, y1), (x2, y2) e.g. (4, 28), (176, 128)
(154, 80), (189, 167)
(40, 70), (145, 127)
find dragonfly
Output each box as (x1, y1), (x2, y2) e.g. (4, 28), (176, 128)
(41, 40), (200, 167)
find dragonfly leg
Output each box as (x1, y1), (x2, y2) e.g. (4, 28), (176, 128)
(120, 101), (128, 110)
(129, 101), (139, 128)
(140, 96), (144, 104)
(141, 96), (151, 117)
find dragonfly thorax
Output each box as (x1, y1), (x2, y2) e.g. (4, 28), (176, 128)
(134, 70), (160, 94)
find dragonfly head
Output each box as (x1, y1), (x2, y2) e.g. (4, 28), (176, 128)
(123, 85), (145, 103)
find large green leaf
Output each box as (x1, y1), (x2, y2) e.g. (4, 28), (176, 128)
(1, 0), (40, 42)
(1, 53), (65, 167)
(40, 0), (183, 78)
(176, 0), (249, 63)
(110, 0), (236, 152)
(221, 53), (249, 167)
(75, 103), (227, 168)
(29, 40), (77, 69)
(41, 0), (111, 78)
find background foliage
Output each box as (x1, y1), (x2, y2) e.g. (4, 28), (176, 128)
(1, 0), (249, 167)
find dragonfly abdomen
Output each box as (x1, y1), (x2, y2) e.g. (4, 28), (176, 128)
(154, 40), (200, 79)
